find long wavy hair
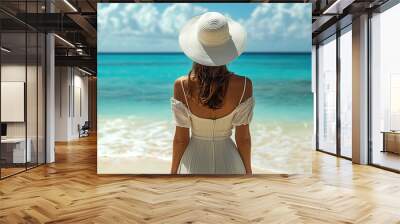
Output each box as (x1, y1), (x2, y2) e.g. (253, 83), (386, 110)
(187, 62), (232, 109)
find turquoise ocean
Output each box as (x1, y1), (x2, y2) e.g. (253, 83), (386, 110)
(97, 53), (313, 174)
(98, 53), (312, 122)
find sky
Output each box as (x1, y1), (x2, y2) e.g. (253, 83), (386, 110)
(98, 3), (312, 53)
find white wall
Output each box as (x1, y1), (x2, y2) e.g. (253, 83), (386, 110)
(1, 63), (46, 164)
(55, 67), (89, 141)
(55, 66), (70, 141)
(72, 73), (89, 138)
(1, 64), (41, 138)
(1, 65), (26, 139)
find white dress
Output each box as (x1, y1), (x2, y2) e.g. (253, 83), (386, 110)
(171, 78), (254, 174)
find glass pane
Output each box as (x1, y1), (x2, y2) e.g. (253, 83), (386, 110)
(38, 33), (45, 165)
(0, 4), (2, 178)
(340, 29), (352, 158)
(1, 30), (27, 177)
(371, 4), (400, 171)
(26, 0), (38, 169)
(27, 31), (38, 169)
(318, 36), (337, 154)
(0, 1), (46, 178)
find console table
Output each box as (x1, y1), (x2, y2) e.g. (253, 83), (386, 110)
(381, 131), (400, 154)
(1, 138), (32, 163)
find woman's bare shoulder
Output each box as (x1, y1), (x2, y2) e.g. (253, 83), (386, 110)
(230, 74), (253, 100)
(174, 76), (188, 89)
(173, 76), (188, 102)
(174, 75), (187, 84)
(230, 74), (252, 88)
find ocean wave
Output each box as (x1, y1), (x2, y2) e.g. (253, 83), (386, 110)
(98, 117), (312, 173)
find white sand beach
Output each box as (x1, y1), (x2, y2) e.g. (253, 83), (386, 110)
(98, 156), (171, 174)
(98, 116), (312, 174)
(98, 155), (273, 174)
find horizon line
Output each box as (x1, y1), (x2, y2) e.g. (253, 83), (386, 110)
(98, 51), (311, 54)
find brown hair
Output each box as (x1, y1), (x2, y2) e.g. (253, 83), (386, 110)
(187, 62), (232, 109)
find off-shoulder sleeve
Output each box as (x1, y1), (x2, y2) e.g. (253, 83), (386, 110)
(232, 97), (254, 127)
(171, 98), (191, 128)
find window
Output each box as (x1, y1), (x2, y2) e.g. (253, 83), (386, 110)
(370, 3), (400, 171)
(317, 35), (337, 154)
(339, 27), (352, 158)
(0, 1), (46, 179)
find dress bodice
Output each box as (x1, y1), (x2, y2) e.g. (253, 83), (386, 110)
(171, 97), (254, 140)
(171, 76), (254, 140)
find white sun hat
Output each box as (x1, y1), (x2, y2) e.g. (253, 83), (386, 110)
(179, 12), (247, 66)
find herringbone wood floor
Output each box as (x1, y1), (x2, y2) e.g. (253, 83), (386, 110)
(1, 135), (400, 224)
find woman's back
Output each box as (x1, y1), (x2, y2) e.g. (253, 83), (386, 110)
(171, 73), (254, 174)
(172, 74), (253, 139)
(174, 74), (253, 119)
